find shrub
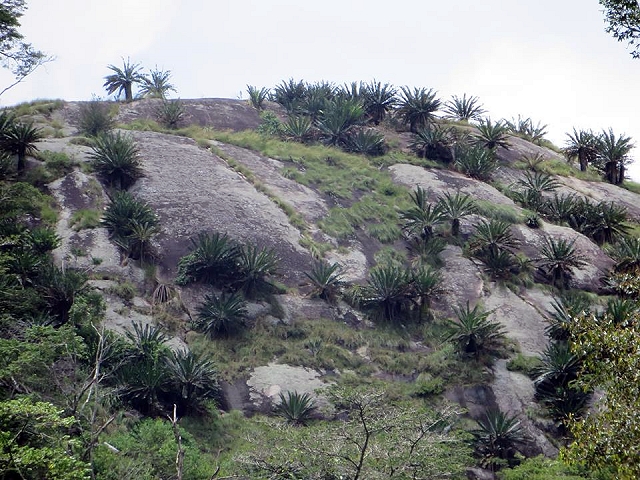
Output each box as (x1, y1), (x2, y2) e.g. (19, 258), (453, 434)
(275, 390), (316, 426)
(345, 128), (386, 156)
(89, 131), (143, 189)
(447, 302), (505, 359)
(155, 99), (184, 129)
(455, 144), (497, 180)
(305, 261), (345, 304)
(77, 99), (114, 137)
(175, 232), (238, 286)
(69, 209), (101, 230)
(246, 85), (270, 109)
(194, 291), (248, 338)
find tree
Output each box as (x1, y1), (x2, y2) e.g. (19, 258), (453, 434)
(0, 397), (91, 479)
(563, 308), (640, 478)
(194, 291), (248, 338)
(594, 128), (634, 184)
(103, 58), (145, 102)
(0, 120), (42, 173)
(563, 128), (597, 172)
(138, 67), (176, 99)
(243, 386), (472, 479)
(600, 0), (640, 58)
(437, 191), (477, 236)
(537, 237), (587, 290)
(0, 1), (52, 96)
(396, 86), (441, 133)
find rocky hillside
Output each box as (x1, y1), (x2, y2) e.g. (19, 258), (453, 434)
(5, 95), (639, 478)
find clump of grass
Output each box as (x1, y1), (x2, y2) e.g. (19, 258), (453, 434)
(119, 118), (164, 132)
(37, 150), (77, 178)
(11, 99), (64, 117)
(622, 181), (640, 195)
(506, 353), (542, 378)
(107, 281), (137, 301)
(475, 200), (524, 224)
(68, 209), (101, 230)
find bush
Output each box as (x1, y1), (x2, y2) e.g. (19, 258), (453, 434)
(155, 99), (184, 129)
(78, 99), (115, 137)
(90, 131), (143, 190)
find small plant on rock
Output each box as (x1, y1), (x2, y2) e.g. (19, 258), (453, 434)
(275, 390), (316, 426)
(194, 291), (248, 338)
(305, 261), (345, 304)
(90, 131), (143, 189)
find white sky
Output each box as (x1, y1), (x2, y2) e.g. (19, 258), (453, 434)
(3, 0), (640, 179)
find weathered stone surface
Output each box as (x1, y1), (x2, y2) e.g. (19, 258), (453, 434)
(127, 130), (313, 285)
(246, 363), (332, 409)
(434, 245), (484, 315)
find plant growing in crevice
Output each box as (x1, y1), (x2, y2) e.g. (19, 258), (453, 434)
(447, 302), (505, 360)
(275, 391), (316, 426)
(305, 261), (345, 304)
(155, 99), (185, 129)
(194, 291), (248, 338)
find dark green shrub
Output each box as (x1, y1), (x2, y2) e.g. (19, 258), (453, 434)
(194, 291), (248, 338)
(455, 144), (497, 180)
(155, 99), (184, 129)
(90, 131), (143, 189)
(345, 128), (386, 156)
(78, 99), (114, 137)
(246, 85), (270, 110)
(175, 232), (238, 286)
(275, 390), (316, 426)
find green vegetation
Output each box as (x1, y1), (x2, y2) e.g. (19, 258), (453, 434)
(89, 131), (143, 190)
(69, 208), (101, 230)
(78, 99), (115, 136)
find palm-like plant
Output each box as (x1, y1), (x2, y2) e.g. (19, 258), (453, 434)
(37, 265), (88, 325)
(606, 236), (640, 273)
(437, 191), (478, 236)
(604, 297), (637, 325)
(360, 265), (413, 323)
(361, 80), (396, 125)
(175, 232), (238, 286)
(447, 302), (505, 358)
(444, 94), (485, 122)
(345, 129), (386, 156)
(410, 265), (443, 317)
(315, 98), (364, 146)
(474, 118), (510, 150)
(541, 194), (578, 223)
(90, 131), (143, 189)
(454, 145), (497, 180)
(514, 171), (560, 211)
(580, 201), (630, 244)
(473, 410), (527, 468)
(272, 78), (307, 113)
(166, 349), (219, 415)
(103, 58), (146, 102)
(537, 237), (587, 290)
(400, 186), (445, 239)
(195, 291), (248, 338)
(102, 191), (158, 251)
(409, 124), (454, 163)
(275, 391), (316, 426)
(305, 261), (345, 304)
(407, 236), (447, 266)
(396, 86), (441, 133)
(468, 220), (520, 257)
(138, 67), (176, 99)
(545, 295), (591, 342)
(563, 128), (598, 172)
(481, 249), (519, 280)
(1, 121), (42, 173)
(595, 128), (634, 184)
(125, 220), (159, 263)
(505, 115), (548, 145)
(234, 244), (279, 299)
(280, 115), (313, 143)
(246, 85), (270, 110)
(155, 99), (185, 129)
(125, 321), (168, 362)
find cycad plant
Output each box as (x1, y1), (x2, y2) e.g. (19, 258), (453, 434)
(594, 128), (634, 184)
(165, 349), (220, 415)
(359, 265), (413, 323)
(545, 295), (591, 342)
(513, 171), (560, 211)
(472, 410), (527, 470)
(246, 85), (270, 110)
(474, 118), (510, 150)
(563, 128), (597, 172)
(541, 194), (578, 223)
(305, 261), (345, 304)
(537, 237), (587, 290)
(361, 80), (396, 125)
(468, 220), (519, 258)
(410, 124), (453, 163)
(175, 232), (238, 286)
(37, 265), (88, 325)
(155, 99), (185, 129)
(345, 129), (386, 156)
(275, 391), (316, 426)
(606, 236), (640, 273)
(580, 201), (630, 244)
(407, 236), (447, 266)
(1, 121), (42, 173)
(234, 244), (279, 300)
(271, 78), (307, 113)
(437, 191), (478, 236)
(78, 99), (114, 137)
(454, 145), (497, 180)
(89, 131), (143, 189)
(444, 93), (486, 122)
(194, 291), (248, 338)
(103, 58), (146, 102)
(447, 302), (505, 359)
(410, 265), (443, 319)
(400, 186), (445, 239)
(396, 86), (441, 133)
(505, 115), (548, 145)
(280, 115), (313, 143)
(102, 191), (158, 260)
(315, 97), (364, 146)
(138, 67), (176, 99)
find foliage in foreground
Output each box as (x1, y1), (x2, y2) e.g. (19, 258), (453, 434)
(241, 386), (472, 479)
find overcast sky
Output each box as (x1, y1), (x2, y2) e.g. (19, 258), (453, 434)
(2, 0), (640, 179)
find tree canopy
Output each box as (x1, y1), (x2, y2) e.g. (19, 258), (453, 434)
(600, 0), (640, 58)
(0, 0), (51, 96)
